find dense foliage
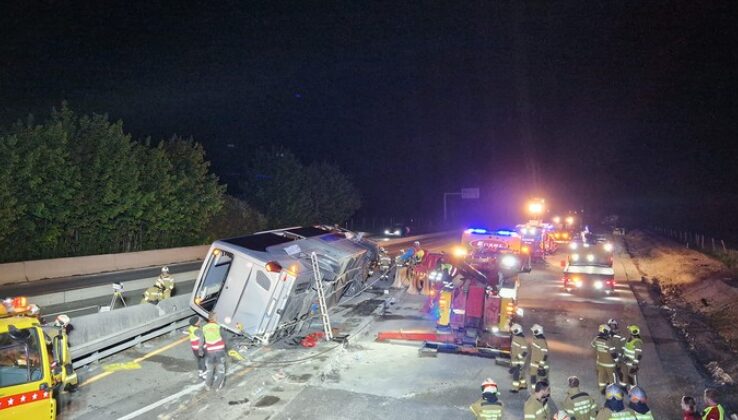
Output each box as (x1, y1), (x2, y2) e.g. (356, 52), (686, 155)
(240, 148), (361, 227)
(0, 105), (225, 262)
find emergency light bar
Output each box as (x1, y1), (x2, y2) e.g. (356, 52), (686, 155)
(465, 228), (488, 234)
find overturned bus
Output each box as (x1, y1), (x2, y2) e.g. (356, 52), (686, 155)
(189, 226), (380, 344)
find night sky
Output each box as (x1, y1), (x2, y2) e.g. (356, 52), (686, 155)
(2, 1), (737, 228)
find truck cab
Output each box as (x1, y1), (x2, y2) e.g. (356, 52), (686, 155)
(563, 241), (616, 295)
(0, 298), (77, 419)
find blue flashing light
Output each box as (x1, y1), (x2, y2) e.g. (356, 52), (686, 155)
(494, 229), (516, 236)
(465, 228), (488, 234)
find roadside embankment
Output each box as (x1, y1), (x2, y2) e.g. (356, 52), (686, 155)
(625, 229), (738, 404)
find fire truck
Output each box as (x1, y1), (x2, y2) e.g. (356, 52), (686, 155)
(516, 222), (556, 260)
(377, 228), (528, 358)
(0, 297), (77, 419)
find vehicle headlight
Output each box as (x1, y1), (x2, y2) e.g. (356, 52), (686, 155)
(569, 242), (578, 250)
(575, 278), (583, 288)
(394, 229), (401, 235)
(452, 246), (468, 258)
(571, 254), (580, 262)
(501, 255), (517, 268)
(516, 307), (524, 317)
(384, 229), (390, 235)
(604, 243), (613, 252)
(594, 281), (603, 289)
(586, 254), (595, 262)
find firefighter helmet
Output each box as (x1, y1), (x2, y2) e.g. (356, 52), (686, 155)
(531, 324), (544, 336)
(413, 241), (420, 248)
(553, 411), (570, 420)
(510, 323), (523, 335)
(480, 378), (499, 395)
(55, 314), (71, 327)
(605, 383), (625, 400)
(628, 386), (647, 403)
(627, 324), (640, 335)
(599, 324), (611, 335)
(607, 318), (618, 329)
(161, 266), (170, 275)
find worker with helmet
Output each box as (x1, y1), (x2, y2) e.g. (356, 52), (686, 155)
(620, 325), (643, 387)
(186, 316), (206, 379)
(524, 380), (553, 420)
(470, 378), (504, 419)
(591, 324), (618, 394)
(144, 266), (176, 303)
(607, 319), (626, 383)
(627, 386), (654, 419)
(561, 376), (598, 420)
(203, 311), (227, 391)
(412, 241), (425, 264)
(528, 324), (549, 392)
(509, 323), (528, 392)
(596, 384), (637, 420)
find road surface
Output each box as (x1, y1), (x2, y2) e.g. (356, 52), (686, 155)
(59, 237), (701, 419)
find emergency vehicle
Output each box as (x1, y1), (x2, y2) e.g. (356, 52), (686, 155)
(0, 297), (77, 419)
(516, 222), (556, 260)
(376, 228), (528, 358)
(562, 241), (615, 295)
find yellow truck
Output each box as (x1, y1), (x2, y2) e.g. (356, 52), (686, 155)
(0, 297), (77, 419)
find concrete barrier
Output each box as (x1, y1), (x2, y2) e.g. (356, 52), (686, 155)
(69, 294), (194, 362)
(0, 245), (209, 286)
(0, 231), (457, 287)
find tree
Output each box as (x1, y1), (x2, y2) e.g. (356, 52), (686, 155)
(306, 162), (361, 224)
(205, 195), (268, 240)
(240, 147), (361, 227)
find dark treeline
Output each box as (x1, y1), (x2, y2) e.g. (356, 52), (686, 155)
(0, 105), (361, 263)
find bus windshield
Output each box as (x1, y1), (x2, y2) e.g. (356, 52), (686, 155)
(0, 328), (43, 387)
(194, 250), (234, 311)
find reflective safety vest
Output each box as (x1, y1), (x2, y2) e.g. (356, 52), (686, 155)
(592, 336), (617, 368)
(203, 322), (225, 352)
(188, 325), (203, 351)
(622, 337), (642, 366)
(511, 334), (528, 366)
(702, 404), (726, 420)
(632, 410), (654, 420)
(597, 408), (638, 420)
(470, 399), (504, 420)
(563, 389), (597, 419)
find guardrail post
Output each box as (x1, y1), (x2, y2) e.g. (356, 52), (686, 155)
(712, 237), (716, 251)
(721, 240), (727, 253)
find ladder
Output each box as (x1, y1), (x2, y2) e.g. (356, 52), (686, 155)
(310, 252), (334, 341)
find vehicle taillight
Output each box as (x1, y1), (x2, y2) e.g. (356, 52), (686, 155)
(607, 279), (615, 286)
(265, 261), (283, 273)
(505, 302), (515, 315)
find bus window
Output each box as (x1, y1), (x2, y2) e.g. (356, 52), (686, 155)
(0, 328), (43, 387)
(195, 250), (234, 310)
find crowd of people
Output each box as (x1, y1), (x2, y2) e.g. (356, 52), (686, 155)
(470, 317), (732, 419)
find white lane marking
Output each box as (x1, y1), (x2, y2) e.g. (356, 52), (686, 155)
(116, 383), (204, 420)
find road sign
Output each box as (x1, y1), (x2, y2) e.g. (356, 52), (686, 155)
(461, 188), (479, 199)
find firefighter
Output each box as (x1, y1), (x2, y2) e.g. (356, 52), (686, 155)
(591, 324), (618, 394)
(596, 384), (637, 420)
(509, 323), (528, 392)
(607, 319), (626, 384)
(529, 324), (549, 392)
(187, 316), (206, 379)
(524, 380), (552, 420)
(627, 386), (654, 419)
(702, 388), (726, 420)
(620, 325), (643, 387)
(470, 378), (504, 419)
(143, 266), (176, 303)
(561, 375), (598, 420)
(203, 311), (227, 391)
